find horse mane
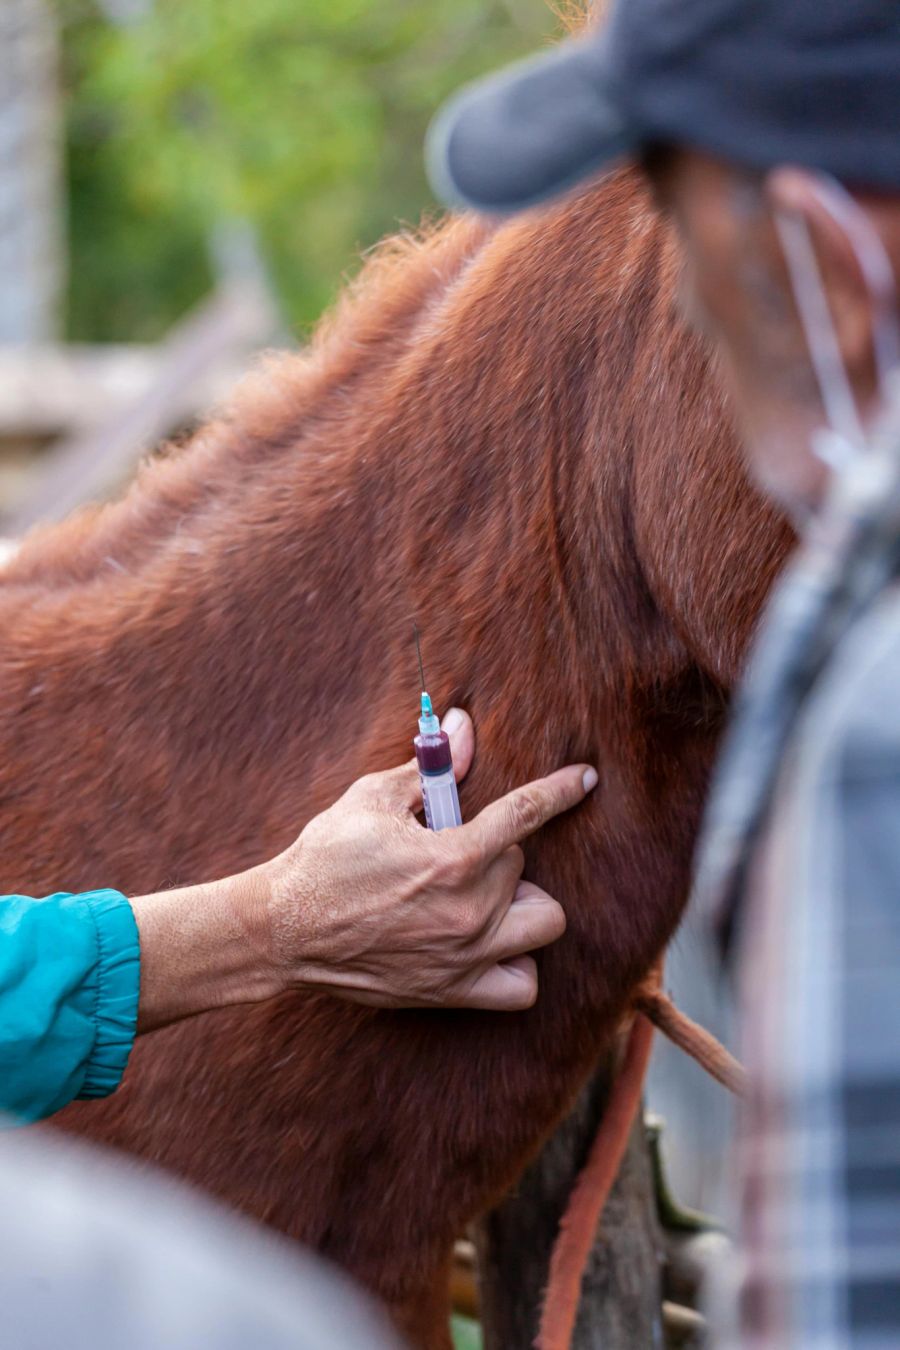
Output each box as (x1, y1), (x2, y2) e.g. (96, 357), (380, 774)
(9, 4), (601, 596)
(554, 0), (599, 33)
(8, 213), (493, 589)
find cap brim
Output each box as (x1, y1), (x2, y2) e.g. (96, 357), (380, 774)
(426, 35), (638, 215)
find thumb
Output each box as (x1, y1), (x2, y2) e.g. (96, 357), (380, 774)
(441, 707), (474, 782)
(353, 708), (473, 814)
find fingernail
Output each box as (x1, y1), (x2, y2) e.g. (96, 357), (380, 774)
(582, 767), (599, 793)
(441, 707), (465, 735)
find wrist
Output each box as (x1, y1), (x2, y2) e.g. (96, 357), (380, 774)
(130, 866), (285, 1033)
(228, 860), (293, 999)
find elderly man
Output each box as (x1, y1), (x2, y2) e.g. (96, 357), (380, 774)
(430, 0), (900, 1344)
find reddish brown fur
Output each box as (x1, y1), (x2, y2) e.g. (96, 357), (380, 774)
(3, 171), (791, 1345)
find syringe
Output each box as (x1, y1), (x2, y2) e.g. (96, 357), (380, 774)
(413, 625), (463, 831)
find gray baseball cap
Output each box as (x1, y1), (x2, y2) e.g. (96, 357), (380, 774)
(427, 0), (900, 214)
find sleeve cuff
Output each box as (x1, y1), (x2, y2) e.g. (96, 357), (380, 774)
(75, 890), (141, 1100)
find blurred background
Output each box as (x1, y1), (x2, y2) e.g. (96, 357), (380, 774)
(0, 0), (559, 530)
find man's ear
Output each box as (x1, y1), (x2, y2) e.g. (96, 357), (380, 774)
(765, 166), (884, 409)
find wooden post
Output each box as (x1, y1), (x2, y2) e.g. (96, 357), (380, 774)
(477, 1057), (662, 1350)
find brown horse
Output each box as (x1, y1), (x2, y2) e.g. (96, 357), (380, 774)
(3, 169), (790, 1346)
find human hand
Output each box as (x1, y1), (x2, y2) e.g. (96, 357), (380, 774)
(261, 709), (597, 1011)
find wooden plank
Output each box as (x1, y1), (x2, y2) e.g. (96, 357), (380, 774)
(0, 344), (170, 438)
(3, 277), (281, 534)
(0, 344), (172, 442)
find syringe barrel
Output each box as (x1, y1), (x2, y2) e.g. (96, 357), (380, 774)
(414, 730), (463, 830)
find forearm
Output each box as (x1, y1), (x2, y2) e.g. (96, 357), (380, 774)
(130, 865), (281, 1033)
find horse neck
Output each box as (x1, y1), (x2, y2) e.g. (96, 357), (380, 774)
(0, 173), (748, 898)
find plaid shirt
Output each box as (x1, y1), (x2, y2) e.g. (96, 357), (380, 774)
(697, 377), (900, 1346)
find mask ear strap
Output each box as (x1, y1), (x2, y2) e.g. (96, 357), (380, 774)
(774, 207), (867, 452)
(811, 174), (900, 393)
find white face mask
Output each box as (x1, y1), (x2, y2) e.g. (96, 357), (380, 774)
(773, 175), (900, 475)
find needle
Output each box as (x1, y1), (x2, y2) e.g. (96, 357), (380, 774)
(413, 620), (427, 695)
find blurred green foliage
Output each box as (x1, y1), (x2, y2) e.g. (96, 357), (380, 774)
(451, 1314), (483, 1350)
(57, 0), (561, 342)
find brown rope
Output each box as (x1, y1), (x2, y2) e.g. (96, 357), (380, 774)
(633, 986), (747, 1096)
(536, 966), (745, 1350)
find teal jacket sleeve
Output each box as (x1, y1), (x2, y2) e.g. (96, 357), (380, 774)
(0, 890), (140, 1125)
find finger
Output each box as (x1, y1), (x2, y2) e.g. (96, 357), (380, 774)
(459, 956), (539, 1011)
(483, 845), (527, 911)
(440, 845), (523, 942)
(502, 843), (525, 879)
(441, 708), (474, 782)
(465, 764), (598, 857)
(486, 883), (566, 960)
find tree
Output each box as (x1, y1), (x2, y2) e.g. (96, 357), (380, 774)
(57, 0), (557, 341)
